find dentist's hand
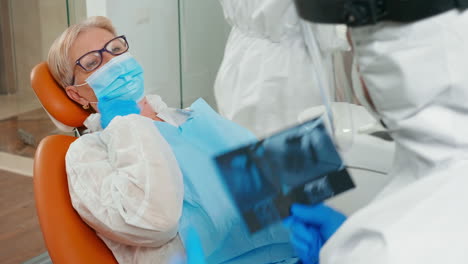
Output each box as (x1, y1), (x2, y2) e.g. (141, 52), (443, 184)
(170, 228), (207, 264)
(98, 99), (141, 129)
(285, 203), (346, 264)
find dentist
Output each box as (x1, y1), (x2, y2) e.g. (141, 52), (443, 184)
(287, 1), (468, 263)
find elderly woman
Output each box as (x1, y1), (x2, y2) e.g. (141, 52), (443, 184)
(47, 16), (296, 264)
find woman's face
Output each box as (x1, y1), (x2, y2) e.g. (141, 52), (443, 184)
(65, 27), (117, 111)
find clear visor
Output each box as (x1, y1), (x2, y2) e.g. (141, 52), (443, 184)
(298, 23), (384, 154)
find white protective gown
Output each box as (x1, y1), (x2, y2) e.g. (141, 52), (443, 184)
(320, 10), (468, 264)
(215, 0), (347, 138)
(66, 95), (188, 264)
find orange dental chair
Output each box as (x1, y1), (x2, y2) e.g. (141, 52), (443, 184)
(31, 62), (118, 264)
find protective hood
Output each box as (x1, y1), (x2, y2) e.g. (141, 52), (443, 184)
(351, 10), (468, 188)
(215, 0), (349, 138)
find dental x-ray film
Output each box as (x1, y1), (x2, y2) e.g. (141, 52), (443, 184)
(215, 117), (355, 233)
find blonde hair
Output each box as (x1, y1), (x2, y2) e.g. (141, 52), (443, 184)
(47, 16), (116, 88)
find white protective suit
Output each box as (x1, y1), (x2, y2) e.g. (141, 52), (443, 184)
(66, 95), (188, 264)
(320, 10), (468, 264)
(215, 0), (348, 138)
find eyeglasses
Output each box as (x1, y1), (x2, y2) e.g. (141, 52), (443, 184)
(75, 35), (129, 72)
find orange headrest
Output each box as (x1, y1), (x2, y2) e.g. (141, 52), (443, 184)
(34, 135), (117, 264)
(31, 62), (89, 128)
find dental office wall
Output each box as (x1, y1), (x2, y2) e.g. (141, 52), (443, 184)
(1, 0), (68, 109)
(177, 0), (230, 108)
(86, 0), (230, 108)
(0, 0), (69, 148)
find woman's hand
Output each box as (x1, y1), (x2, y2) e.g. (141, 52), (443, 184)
(139, 98), (164, 121)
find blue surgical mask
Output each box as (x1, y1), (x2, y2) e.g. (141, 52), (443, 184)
(75, 53), (145, 103)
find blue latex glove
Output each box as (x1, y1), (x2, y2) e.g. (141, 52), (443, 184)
(98, 99), (141, 129)
(285, 203), (346, 264)
(170, 227), (207, 264)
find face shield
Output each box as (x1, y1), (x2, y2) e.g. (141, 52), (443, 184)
(295, 0), (468, 154)
(298, 21), (380, 155)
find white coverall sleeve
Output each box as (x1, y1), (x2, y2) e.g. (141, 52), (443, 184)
(66, 114), (184, 247)
(321, 230), (387, 264)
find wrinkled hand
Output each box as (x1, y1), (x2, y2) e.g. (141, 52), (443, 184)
(170, 228), (207, 264)
(138, 98), (159, 120)
(98, 99), (141, 129)
(284, 203), (346, 264)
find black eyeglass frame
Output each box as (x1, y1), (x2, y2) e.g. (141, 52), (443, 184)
(74, 35), (129, 72)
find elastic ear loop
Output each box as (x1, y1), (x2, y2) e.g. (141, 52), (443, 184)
(74, 82), (88, 87)
(74, 82), (98, 110)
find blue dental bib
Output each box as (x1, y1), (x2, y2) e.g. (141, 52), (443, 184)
(154, 99), (295, 264)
